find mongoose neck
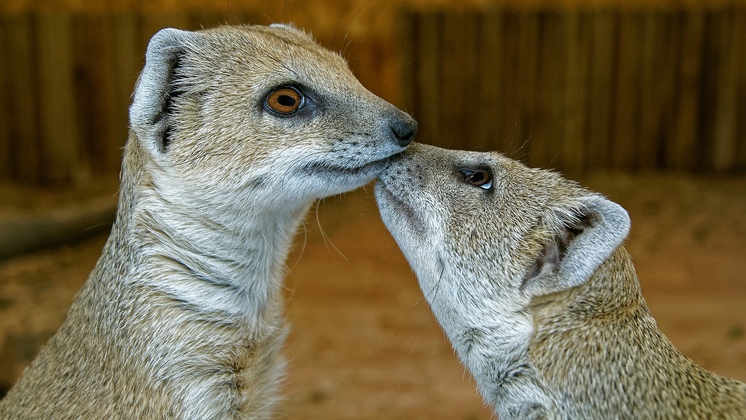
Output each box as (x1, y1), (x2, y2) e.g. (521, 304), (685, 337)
(110, 138), (306, 326)
(530, 246), (647, 323)
(529, 246), (746, 417)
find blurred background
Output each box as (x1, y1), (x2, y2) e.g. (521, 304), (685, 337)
(0, 0), (745, 418)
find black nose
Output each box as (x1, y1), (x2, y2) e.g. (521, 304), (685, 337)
(390, 116), (417, 147)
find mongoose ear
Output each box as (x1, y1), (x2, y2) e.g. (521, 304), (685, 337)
(521, 195), (630, 297)
(129, 28), (201, 155)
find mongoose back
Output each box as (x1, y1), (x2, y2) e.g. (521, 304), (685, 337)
(375, 143), (745, 419)
(0, 24), (416, 419)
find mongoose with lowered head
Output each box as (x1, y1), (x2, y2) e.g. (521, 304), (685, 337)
(375, 143), (745, 419)
(0, 24), (416, 419)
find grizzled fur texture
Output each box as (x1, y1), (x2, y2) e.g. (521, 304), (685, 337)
(0, 24), (415, 419)
(375, 143), (745, 419)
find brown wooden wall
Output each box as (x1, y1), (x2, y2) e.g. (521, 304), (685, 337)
(0, 12), (262, 186)
(0, 10), (398, 186)
(1, 7), (745, 187)
(401, 7), (746, 173)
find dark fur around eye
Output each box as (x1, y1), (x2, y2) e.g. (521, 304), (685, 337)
(459, 168), (493, 190)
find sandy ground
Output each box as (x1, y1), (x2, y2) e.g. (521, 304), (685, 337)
(0, 171), (744, 419)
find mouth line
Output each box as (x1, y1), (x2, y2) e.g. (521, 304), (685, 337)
(302, 152), (400, 179)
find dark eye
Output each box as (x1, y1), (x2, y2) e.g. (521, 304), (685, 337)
(459, 168), (493, 190)
(265, 86), (303, 115)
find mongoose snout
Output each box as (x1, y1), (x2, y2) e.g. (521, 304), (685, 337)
(0, 24), (416, 419)
(389, 117), (417, 147)
(376, 143), (746, 419)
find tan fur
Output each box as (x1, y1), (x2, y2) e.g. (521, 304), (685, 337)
(0, 24), (415, 419)
(376, 143), (745, 419)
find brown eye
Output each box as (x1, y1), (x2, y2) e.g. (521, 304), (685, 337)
(265, 87), (303, 115)
(459, 168), (493, 190)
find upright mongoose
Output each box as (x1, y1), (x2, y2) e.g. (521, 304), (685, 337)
(375, 143), (745, 419)
(0, 24), (416, 419)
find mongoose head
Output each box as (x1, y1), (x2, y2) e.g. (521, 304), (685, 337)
(375, 143), (629, 397)
(129, 25), (417, 214)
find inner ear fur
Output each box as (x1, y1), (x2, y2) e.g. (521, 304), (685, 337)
(521, 195), (630, 297)
(129, 28), (201, 155)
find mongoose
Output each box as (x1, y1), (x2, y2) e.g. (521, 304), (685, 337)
(0, 24), (416, 419)
(375, 143), (746, 419)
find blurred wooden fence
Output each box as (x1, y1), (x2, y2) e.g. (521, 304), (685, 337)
(1, 9), (745, 187)
(401, 7), (746, 172)
(0, 11), (328, 186)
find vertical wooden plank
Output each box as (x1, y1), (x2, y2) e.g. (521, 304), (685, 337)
(611, 11), (642, 170)
(500, 10), (539, 162)
(460, 12), (480, 150)
(734, 9), (746, 170)
(637, 11), (659, 170)
(4, 13), (41, 184)
(696, 11), (716, 171)
(397, 10), (418, 118)
(561, 10), (589, 174)
(710, 10), (738, 172)
(532, 10), (564, 169)
(637, 11), (678, 170)
(518, 11), (539, 165)
(670, 10), (703, 170)
(440, 12), (458, 148)
(72, 13), (120, 179)
(0, 16), (11, 180)
(585, 9), (615, 170)
(111, 13), (141, 170)
(653, 12), (679, 170)
(497, 9), (521, 158)
(36, 12), (81, 185)
(415, 11), (441, 147)
(441, 12), (478, 150)
(475, 9), (503, 153)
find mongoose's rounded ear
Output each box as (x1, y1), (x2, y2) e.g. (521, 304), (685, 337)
(129, 28), (201, 155)
(521, 195), (630, 297)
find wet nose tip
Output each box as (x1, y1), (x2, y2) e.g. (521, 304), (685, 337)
(391, 116), (417, 147)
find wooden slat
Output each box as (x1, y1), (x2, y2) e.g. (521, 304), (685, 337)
(3, 8), (746, 185)
(670, 10), (703, 170)
(414, 12), (441, 147)
(0, 16), (10, 179)
(72, 14), (119, 178)
(110, 13), (142, 170)
(36, 12), (81, 184)
(636, 11), (679, 170)
(710, 10), (738, 171)
(397, 11), (417, 118)
(4, 13), (41, 183)
(440, 12), (478, 149)
(584, 9), (615, 170)
(496, 9), (522, 158)
(611, 11), (642, 170)
(532, 11), (565, 169)
(735, 9), (746, 170)
(475, 9), (503, 153)
(636, 11), (659, 170)
(499, 10), (539, 162)
(517, 11), (539, 164)
(561, 10), (589, 174)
